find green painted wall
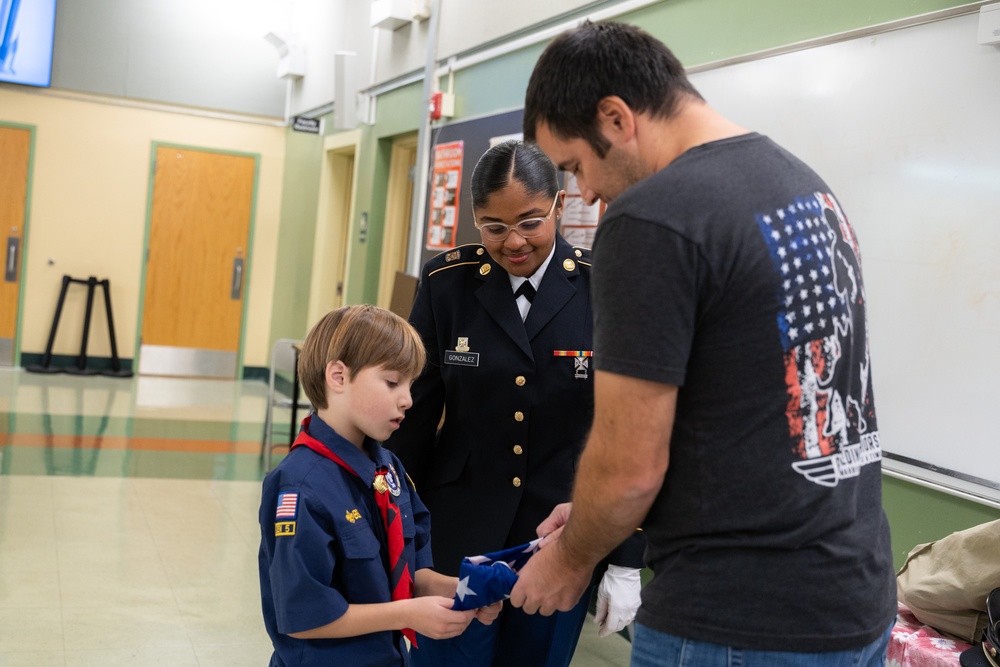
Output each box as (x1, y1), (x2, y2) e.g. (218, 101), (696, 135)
(267, 126), (324, 349)
(883, 477), (1000, 569)
(622, 0), (975, 65)
(269, 0), (997, 556)
(339, 84), (425, 306)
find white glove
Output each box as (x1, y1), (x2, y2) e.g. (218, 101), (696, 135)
(593, 564), (642, 637)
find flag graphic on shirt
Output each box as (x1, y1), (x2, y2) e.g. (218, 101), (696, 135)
(755, 192), (881, 487)
(275, 492), (298, 519)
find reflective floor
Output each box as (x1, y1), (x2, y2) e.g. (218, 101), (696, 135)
(0, 368), (631, 666)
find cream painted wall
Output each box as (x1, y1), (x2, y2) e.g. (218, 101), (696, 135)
(0, 88), (285, 369)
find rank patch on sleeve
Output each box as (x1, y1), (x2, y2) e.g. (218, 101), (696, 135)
(274, 492), (298, 536)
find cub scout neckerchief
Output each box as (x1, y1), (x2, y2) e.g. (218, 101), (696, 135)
(291, 415), (417, 646)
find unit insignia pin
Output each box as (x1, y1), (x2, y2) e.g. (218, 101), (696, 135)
(446, 250), (461, 262)
(563, 259), (576, 271)
(456, 337), (470, 353)
(480, 264), (491, 276)
(385, 465), (402, 497)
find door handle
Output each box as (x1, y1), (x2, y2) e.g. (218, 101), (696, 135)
(231, 257), (244, 300)
(5, 237), (18, 282)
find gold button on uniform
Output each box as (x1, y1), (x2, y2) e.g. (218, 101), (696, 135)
(515, 375), (526, 386)
(514, 411), (524, 422)
(513, 445), (523, 455)
(512, 477), (522, 487)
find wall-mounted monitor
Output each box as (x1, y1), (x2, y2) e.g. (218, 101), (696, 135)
(1, 0), (57, 88)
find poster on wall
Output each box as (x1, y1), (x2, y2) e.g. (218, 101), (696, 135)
(426, 140), (464, 251)
(559, 173), (604, 248)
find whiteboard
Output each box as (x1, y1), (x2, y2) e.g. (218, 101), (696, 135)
(689, 12), (1000, 503)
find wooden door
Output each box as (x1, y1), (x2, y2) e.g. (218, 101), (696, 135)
(138, 146), (256, 378)
(0, 125), (31, 367)
(377, 134), (417, 310)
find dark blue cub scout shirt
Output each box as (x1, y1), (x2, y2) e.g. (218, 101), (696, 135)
(258, 414), (434, 667)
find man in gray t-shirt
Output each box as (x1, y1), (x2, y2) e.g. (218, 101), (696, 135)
(509, 20), (896, 666)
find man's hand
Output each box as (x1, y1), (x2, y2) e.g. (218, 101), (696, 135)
(509, 538), (591, 616)
(594, 565), (641, 637)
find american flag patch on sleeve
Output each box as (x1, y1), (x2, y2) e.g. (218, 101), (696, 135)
(275, 492), (298, 520)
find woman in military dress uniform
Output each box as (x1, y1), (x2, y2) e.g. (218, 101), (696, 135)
(386, 140), (644, 667)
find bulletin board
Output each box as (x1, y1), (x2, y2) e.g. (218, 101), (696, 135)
(420, 109), (525, 268)
(687, 10), (1000, 505)
(425, 141), (464, 251)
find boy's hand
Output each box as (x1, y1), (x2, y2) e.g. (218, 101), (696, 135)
(407, 596), (477, 639)
(473, 600), (502, 626)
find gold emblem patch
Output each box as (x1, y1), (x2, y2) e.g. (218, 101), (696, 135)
(275, 522), (296, 536)
(345, 509), (362, 524)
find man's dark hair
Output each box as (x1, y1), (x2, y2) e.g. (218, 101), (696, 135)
(524, 20), (703, 157)
(470, 139), (559, 209)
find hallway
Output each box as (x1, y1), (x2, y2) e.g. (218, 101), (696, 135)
(0, 369), (631, 666)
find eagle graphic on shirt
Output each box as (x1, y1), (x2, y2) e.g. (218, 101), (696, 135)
(755, 192), (881, 487)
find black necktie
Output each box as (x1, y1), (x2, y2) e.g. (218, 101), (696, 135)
(514, 281), (536, 303)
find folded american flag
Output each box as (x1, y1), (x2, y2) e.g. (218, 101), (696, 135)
(452, 538), (543, 611)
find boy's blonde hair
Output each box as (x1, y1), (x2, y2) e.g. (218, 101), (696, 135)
(298, 304), (426, 410)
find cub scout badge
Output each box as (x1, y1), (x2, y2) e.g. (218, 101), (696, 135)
(445, 336), (479, 367)
(453, 538), (543, 611)
(387, 465), (401, 496)
(274, 491), (298, 536)
(553, 350), (593, 379)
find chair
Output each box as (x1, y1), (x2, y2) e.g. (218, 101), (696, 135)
(261, 338), (311, 472)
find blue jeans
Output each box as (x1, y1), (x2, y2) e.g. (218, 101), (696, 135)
(630, 618), (894, 667)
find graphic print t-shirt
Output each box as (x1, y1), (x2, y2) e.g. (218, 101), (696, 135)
(591, 133), (895, 652)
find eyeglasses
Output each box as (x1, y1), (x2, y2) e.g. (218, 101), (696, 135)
(474, 192), (561, 242)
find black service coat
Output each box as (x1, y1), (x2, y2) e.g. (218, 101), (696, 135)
(386, 235), (644, 577)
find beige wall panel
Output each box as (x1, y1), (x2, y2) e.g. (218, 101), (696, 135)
(0, 88), (285, 368)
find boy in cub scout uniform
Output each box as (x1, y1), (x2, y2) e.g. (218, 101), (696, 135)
(386, 139), (643, 667)
(258, 305), (500, 667)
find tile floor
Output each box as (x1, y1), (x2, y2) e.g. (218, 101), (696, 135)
(0, 368), (631, 666)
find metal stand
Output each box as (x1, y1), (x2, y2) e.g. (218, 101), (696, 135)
(25, 275), (134, 377)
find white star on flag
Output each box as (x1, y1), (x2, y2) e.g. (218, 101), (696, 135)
(455, 576), (477, 603)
